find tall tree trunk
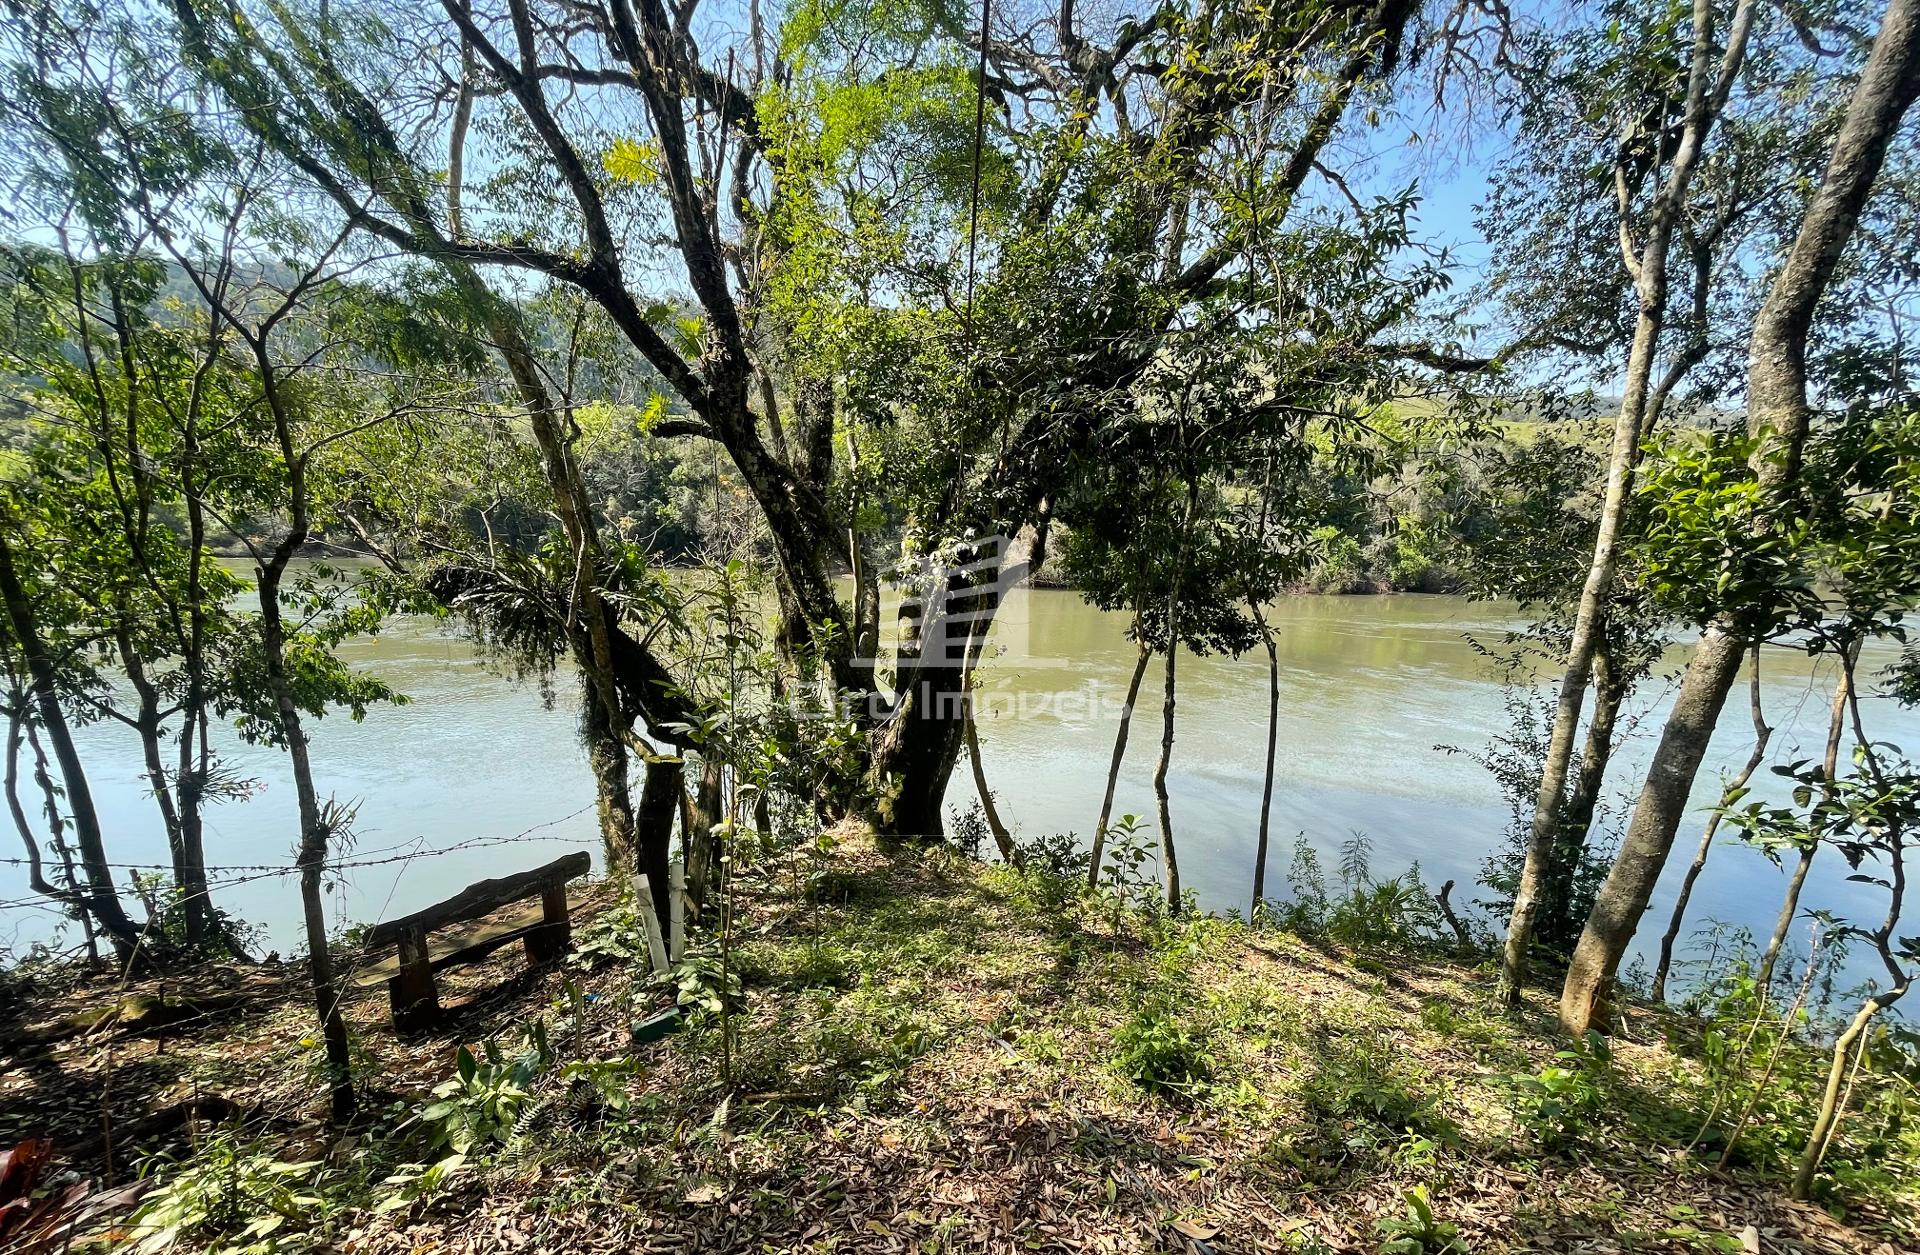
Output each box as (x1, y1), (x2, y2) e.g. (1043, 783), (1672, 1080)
(1547, 649), (1629, 965)
(1561, 0), (1920, 1035)
(1152, 485), (1200, 912)
(1500, 0), (1758, 1007)
(175, 705), (217, 954)
(963, 681), (1019, 865)
(116, 623), (205, 947)
(241, 308), (354, 1119)
(1562, 647), (1624, 851)
(1250, 599), (1280, 914)
(5, 702), (66, 904)
(17, 710), (97, 963)
(844, 427), (879, 663)
(683, 754), (726, 916)
(1152, 632), (1182, 912)
(177, 395), (218, 954)
(1754, 646), (1855, 995)
(870, 670), (968, 839)
(633, 755), (683, 936)
(439, 262), (651, 869)
(1088, 615), (1152, 887)
(871, 529), (1029, 844)
(1563, 629), (1746, 1032)
(0, 521), (140, 958)
(1652, 646), (1768, 1003)
(869, 552), (979, 840)
(257, 560), (353, 1122)
(447, 35), (475, 236)
(582, 685), (638, 874)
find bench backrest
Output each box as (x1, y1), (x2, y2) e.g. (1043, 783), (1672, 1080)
(363, 851), (590, 949)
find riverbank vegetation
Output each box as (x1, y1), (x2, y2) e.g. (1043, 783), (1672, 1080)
(3, 0), (1920, 1248)
(6, 833), (1919, 1253)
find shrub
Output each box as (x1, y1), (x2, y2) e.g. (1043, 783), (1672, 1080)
(409, 1032), (551, 1156)
(1112, 1001), (1213, 1097)
(1374, 1186), (1467, 1254)
(1308, 1034), (1439, 1134)
(125, 1137), (329, 1253)
(1506, 1032), (1609, 1151)
(947, 801), (989, 860)
(1268, 834), (1450, 952)
(569, 896), (653, 969)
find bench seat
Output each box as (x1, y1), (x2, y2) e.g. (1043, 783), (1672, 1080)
(350, 900), (558, 988)
(355, 851), (590, 1029)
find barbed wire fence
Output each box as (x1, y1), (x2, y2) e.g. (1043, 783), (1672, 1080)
(0, 801), (607, 1195)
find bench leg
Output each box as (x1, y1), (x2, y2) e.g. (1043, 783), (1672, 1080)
(524, 883), (571, 964)
(390, 928), (439, 1030)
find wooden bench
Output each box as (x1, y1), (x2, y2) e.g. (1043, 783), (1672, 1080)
(354, 852), (589, 1030)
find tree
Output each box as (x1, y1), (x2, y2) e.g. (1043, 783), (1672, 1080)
(0, 241), (268, 955)
(159, 0), (1473, 846)
(1494, 0), (1761, 1006)
(1455, 427), (1666, 971)
(0, 507), (142, 959)
(1561, 0), (1920, 1034)
(1649, 645), (1768, 1004)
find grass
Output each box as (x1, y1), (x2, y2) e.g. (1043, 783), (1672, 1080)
(1, 828), (1913, 1254)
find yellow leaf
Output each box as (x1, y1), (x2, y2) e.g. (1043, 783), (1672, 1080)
(602, 137), (661, 186)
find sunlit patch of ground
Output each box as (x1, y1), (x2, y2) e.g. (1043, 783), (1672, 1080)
(1, 829), (1911, 1253)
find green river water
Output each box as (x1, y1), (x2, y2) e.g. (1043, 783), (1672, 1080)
(8, 581), (1912, 990)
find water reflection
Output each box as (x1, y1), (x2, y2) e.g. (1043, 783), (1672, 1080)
(5, 580), (1911, 994)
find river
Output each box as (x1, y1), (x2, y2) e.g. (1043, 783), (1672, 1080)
(6, 581), (1913, 995)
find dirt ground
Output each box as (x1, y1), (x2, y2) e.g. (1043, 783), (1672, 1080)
(1, 838), (1913, 1254)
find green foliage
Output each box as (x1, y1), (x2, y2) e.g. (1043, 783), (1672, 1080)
(570, 897), (654, 970)
(651, 948), (742, 1017)
(1720, 745), (1920, 889)
(946, 800), (988, 860)
(213, 565), (410, 749)
(1112, 1000), (1213, 1098)
(1301, 526), (1369, 593)
(1635, 407), (1920, 640)
(1306, 1028), (1441, 1137)
(1692, 975), (1809, 1156)
(1093, 813), (1161, 920)
(128, 873), (262, 960)
(408, 1031), (552, 1156)
(1455, 679), (1615, 965)
(1505, 1032), (1610, 1151)
(555, 1056), (641, 1116)
(371, 1152), (469, 1219)
(1633, 433), (1815, 631)
(1266, 833), (1451, 952)
(125, 1138), (329, 1253)
(1374, 1186), (1467, 1255)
